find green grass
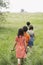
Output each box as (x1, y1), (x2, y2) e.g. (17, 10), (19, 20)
(0, 12), (43, 65)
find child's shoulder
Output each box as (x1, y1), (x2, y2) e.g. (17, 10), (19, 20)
(15, 36), (18, 41)
(27, 30), (30, 33)
(26, 32), (30, 36)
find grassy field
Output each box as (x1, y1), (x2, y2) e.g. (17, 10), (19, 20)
(0, 13), (43, 65)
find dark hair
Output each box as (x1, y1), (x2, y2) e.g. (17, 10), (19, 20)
(23, 26), (28, 32)
(26, 21), (30, 26)
(29, 25), (34, 30)
(18, 28), (24, 37)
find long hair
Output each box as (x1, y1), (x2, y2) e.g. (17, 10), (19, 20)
(17, 28), (24, 37)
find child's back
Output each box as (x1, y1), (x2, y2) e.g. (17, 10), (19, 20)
(27, 25), (34, 47)
(27, 29), (34, 37)
(15, 28), (26, 58)
(24, 32), (30, 46)
(23, 26), (30, 46)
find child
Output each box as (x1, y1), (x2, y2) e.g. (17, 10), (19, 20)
(26, 21), (31, 29)
(23, 26), (30, 53)
(13, 28), (26, 65)
(28, 25), (34, 48)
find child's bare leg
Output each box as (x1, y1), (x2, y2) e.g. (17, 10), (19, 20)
(18, 58), (21, 65)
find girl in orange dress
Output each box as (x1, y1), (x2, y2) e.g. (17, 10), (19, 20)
(23, 26), (30, 53)
(13, 28), (26, 65)
(23, 26), (30, 46)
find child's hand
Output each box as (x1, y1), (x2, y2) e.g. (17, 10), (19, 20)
(11, 50), (14, 51)
(25, 48), (28, 54)
(26, 49), (28, 54)
(11, 49), (14, 51)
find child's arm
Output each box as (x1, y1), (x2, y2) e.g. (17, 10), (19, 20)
(24, 40), (28, 53)
(25, 42), (28, 53)
(11, 36), (18, 51)
(11, 42), (17, 51)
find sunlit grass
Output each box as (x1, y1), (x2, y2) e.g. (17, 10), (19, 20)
(0, 13), (43, 65)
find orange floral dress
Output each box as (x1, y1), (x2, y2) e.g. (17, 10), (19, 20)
(15, 36), (26, 58)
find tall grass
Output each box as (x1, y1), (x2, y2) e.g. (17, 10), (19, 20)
(0, 13), (43, 65)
